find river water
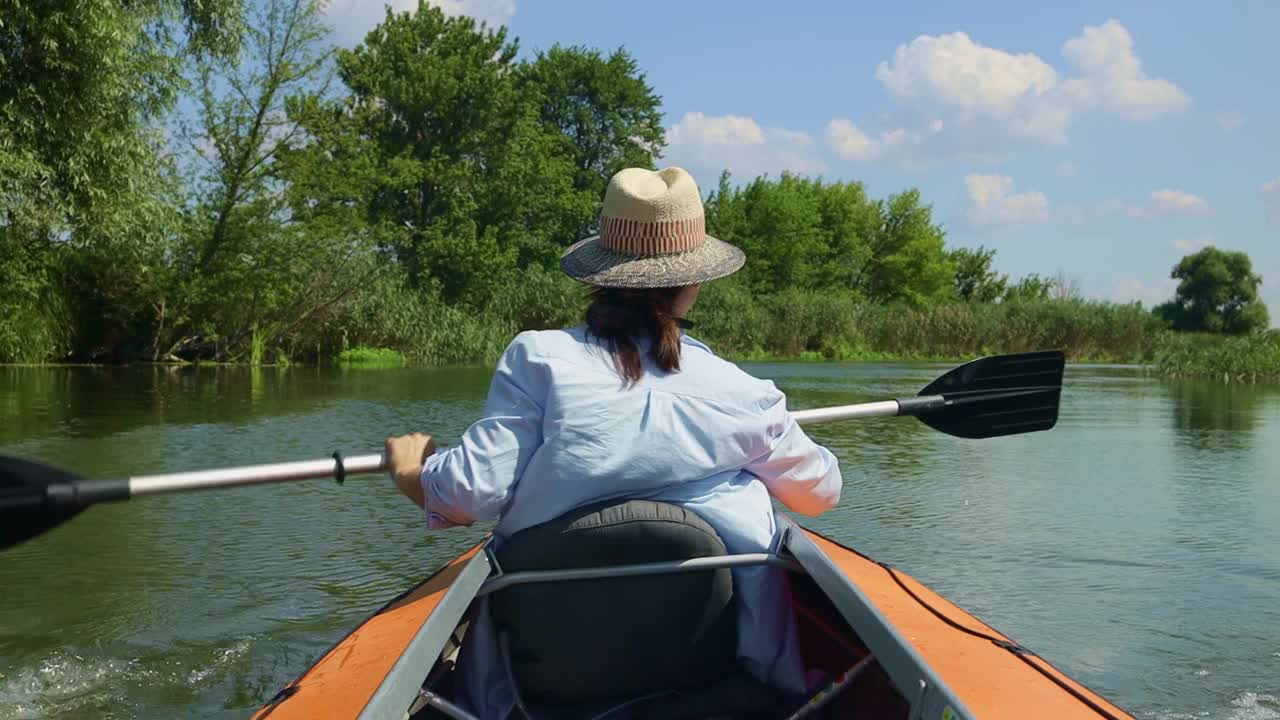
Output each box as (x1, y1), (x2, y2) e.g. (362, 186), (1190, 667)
(0, 362), (1277, 719)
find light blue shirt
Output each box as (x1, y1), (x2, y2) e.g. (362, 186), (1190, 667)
(421, 325), (842, 535)
(419, 325), (843, 716)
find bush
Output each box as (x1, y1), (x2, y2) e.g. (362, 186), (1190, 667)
(336, 347), (405, 367)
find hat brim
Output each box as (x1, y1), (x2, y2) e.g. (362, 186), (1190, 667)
(559, 234), (745, 289)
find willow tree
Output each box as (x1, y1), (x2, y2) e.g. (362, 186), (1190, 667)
(0, 0), (244, 361)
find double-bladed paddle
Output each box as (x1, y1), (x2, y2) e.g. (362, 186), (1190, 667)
(0, 350), (1064, 551)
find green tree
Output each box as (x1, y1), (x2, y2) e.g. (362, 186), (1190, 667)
(518, 44), (665, 230)
(286, 3), (579, 303)
(1002, 274), (1055, 303)
(705, 172), (877, 293)
(854, 189), (954, 305)
(158, 0), (345, 363)
(1154, 247), (1269, 334)
(0, 0), (244, 361)
(705, 174), (952, 305)
(948, 246), (1008, 302)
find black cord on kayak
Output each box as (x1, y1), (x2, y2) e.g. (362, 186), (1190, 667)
(332, 451), (346, 485)
(873, 559), (1127, 720)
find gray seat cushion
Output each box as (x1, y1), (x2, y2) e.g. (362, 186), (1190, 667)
(491, 499), (739, 705)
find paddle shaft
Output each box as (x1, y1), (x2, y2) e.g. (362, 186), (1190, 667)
(26, 396), (939, 507)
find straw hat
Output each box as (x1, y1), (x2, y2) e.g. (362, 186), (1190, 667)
(560, 167), (745, 288)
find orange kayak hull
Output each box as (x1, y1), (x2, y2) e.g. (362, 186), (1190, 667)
(254, 520), (1132, 719)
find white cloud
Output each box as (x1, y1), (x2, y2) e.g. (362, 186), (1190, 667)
(1058, 20), (1190, 120)
(823, 117), (945, 162)
(1215, 111), (1246, 131)
(1263, 178), (1280, 224)
(965, 174), (1050, 226)
(856, 20), (1188, 163)
(875, 31), (1069, 144)
(669, 112), (765, 145)
(663, 112), (827, 181)
(1055, 161), (1079, 177)
(1171, 235), (1213, 253)
(1149, 189), (1209, 215)
(325, 0), (515, 46)
(876, 32), (1059, 119)
(825, 118), (877, 161)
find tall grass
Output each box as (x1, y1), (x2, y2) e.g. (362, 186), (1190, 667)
(0, 261), (72, 364)
(0, 301), (69, 364)
(336, 347), (406, 368)
(1152, 331), (1280, 382)
(21, 265), (1268, 382)
(692, 283), (1164, 363)
(327, 267), (586, 366)
(325, 278), (1279, 382)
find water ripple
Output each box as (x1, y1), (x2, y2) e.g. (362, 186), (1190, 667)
(2, 364), (1278, 719)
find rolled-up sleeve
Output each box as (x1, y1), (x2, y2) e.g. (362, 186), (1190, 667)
(745, 389), (842, 516)
(419, 333), (547, 529)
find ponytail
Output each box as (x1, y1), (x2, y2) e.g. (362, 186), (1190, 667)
(585, 287), (684, 384)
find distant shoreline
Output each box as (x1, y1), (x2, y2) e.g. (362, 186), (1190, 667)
(3, 346), (1274, 384)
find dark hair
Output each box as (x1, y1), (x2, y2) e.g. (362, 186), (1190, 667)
(585, 286), (683, 384)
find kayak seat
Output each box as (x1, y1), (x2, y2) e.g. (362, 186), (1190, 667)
(491, 499), (786, 718)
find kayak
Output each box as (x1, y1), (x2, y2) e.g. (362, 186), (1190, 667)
(250, 509), (1131, 720)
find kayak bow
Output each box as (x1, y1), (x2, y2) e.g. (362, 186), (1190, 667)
(252, 514), (1131, 720)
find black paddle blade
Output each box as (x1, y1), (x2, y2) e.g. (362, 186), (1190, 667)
(0, 455), (85, 551)
(915, 350), (1065, 439)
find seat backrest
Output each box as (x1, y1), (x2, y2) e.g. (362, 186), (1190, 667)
(491, 499), (739, 705)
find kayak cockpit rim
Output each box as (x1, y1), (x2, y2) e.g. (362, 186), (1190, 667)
(358, 548), (492, 720)
(296, 519), (978, 720)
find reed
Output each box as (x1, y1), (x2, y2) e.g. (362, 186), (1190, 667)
(1151, 331), (1280, 382)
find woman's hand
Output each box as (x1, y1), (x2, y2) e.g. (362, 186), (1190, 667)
(384, 432), (436, 509)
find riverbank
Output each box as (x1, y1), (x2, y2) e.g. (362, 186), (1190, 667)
(5, 325), (1277, 383)
(5, 282), (1275, 380)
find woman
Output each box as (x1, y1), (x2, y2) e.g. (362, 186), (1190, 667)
(385, 166), (843, 717)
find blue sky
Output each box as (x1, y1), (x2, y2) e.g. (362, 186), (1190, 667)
(324, 1), (1280, 320)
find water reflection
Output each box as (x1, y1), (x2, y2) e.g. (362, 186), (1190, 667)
(1163, 378), (1280, 597)
(0, 364), (496, 451)
(1166, 378), (1279, 451)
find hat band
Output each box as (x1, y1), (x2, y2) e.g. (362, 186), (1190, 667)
(598, 214), (705, 256)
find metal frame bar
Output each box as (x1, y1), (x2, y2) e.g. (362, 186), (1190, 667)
(778, 516), (974, 720)
(785, 652), (878, 720)
(477, 552), (802, 597)
(416, 690), (479, 720)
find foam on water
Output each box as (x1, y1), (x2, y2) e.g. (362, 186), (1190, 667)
(1147, 693), (1280, 720)
(1229, 694), (1280, 720)
(186, 638), (252, 686)
(0, 653), (136, 720)
(0, 639), (253, 720)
